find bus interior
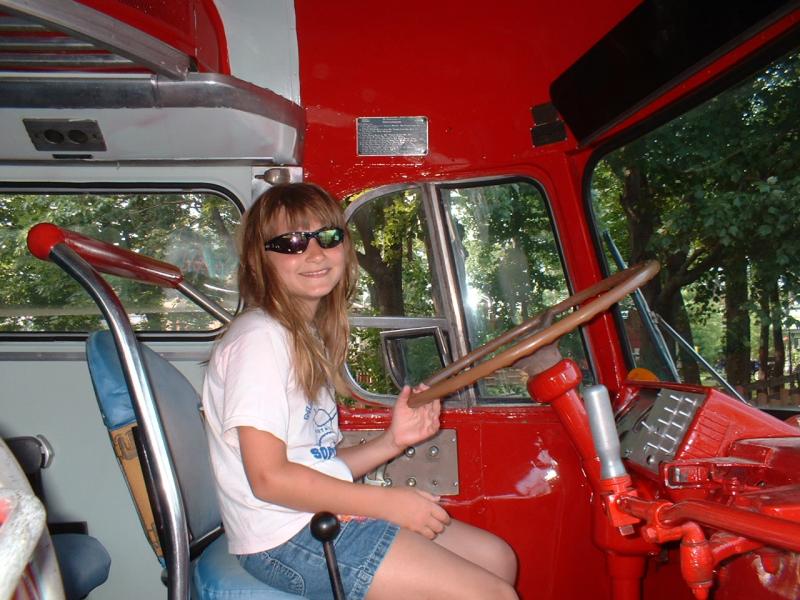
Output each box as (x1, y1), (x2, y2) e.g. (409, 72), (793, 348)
(2, 1), (800, 599)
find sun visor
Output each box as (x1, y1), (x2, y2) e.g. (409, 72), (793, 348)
(551, 0), (798, 145)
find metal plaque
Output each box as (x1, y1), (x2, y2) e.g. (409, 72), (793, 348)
(356, 116), (428, 156)
(341, 428), (459, 495)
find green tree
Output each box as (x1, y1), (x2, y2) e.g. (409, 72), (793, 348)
(593, 49), (800, 391)
(0, 192), (239, 332)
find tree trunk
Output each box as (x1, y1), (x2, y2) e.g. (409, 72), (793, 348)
(771, 286), (785, 378)
(724, 258), (751, 389)
(351, 204), (405, 316)
(672, 293), (701, 384)
(758, 289), (770, 384)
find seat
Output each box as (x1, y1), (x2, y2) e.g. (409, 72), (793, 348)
(5, 435), (111, 600)
(87, 330), (302, 599)
(28, 223), (343, 599)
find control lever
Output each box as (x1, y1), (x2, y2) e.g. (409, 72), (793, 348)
(584, 385), (627, 480)
(583, 385), (639, 534)
(310, 512), (346, 600)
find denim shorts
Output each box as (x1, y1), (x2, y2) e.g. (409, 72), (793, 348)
(238, 517), (399, 599)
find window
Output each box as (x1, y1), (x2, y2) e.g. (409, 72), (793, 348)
(441, 180), (592, 401)
(345, 180), (591, 405)
(590, 49), (800, 405)
(0, 190), (240, 333)
(346, 187), (445, 398)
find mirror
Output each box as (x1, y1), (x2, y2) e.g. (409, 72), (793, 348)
(380, 326), (450, 390)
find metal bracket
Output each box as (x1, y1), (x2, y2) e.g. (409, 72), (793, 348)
(341, 429), (459, 496)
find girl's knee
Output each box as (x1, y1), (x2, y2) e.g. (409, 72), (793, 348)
(499, 580), (520, 600)
(479, 577), (519, 600)
(485, 535), (518, 584)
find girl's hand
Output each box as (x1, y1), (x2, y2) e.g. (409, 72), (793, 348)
(385, 488), (450, 539)
(388, 384), (441, 450)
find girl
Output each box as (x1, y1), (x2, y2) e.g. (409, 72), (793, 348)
(202, 183), (518, 600)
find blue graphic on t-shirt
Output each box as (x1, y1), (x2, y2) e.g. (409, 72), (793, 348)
(310, 405), (338, 460)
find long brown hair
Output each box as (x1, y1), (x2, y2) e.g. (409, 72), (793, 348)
(237, 183), (358, 400)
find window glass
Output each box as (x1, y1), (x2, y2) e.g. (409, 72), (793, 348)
(0, 191), (240, 333)
(348, 188), (438, 318)
(346, 188), (444, 396)
(590, 49), (800, 406)
(442, 181), (592, 401)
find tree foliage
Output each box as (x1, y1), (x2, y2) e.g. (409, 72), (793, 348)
(593, 49), (800, 389)
(0, 192), (239, 332)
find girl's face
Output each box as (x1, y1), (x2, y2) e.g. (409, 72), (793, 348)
(264, 212), (346, 319)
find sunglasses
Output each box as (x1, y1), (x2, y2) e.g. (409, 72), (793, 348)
(264, 226), (345, 254)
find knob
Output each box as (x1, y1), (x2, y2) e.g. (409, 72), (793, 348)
(310, 512), (340, 543)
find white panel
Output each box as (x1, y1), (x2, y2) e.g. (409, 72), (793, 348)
(0, 341), (212, 600)
(0, 107), (300, 164)
(0, 164), (250, 598)
(213, 0), (301, 104)
(0, 163), (255, 206)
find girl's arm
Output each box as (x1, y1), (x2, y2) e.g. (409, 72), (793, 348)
(336, 385), (441, 479)
(239, 425), (450, 539)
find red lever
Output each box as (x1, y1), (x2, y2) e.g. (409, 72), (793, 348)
(27, 223), (184, 288)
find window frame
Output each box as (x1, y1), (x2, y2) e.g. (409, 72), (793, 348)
(344, 183), (459, 406)
(582, 31), (800, 378)
(0, 181), (244, 342)
(344, 175), (596, 407)
(436, 175), (596, 405)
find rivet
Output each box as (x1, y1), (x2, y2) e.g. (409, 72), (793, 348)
(263, 168), (291, 185)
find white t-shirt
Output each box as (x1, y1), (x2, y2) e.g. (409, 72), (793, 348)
(202, 309), (353, 554)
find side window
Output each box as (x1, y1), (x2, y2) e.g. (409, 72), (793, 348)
(0, 191), (240, 333)
(441, 180), (593, 402)
(346, 187), (447, 399)
(590, 48), (800, 406)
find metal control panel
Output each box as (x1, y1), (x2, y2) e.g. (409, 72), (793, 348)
(618, 388), (706, 473)
(341, 429), (459, 495)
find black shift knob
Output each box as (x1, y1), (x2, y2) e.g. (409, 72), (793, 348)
(310, 511), (340, 543)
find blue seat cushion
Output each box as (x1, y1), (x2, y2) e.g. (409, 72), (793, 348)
(193, 535), (302, 599)
(86, 331), (136, 430)
(86, 331), (221, 542)
(52, 533), (111, 600)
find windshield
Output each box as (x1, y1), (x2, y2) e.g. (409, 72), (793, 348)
(590, 48), (800, 407)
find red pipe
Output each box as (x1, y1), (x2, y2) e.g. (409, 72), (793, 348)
(619, 496), (800, 553)
(27, 223), (183, 288)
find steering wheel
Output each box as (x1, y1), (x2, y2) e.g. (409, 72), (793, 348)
(407, 261), (660, 407)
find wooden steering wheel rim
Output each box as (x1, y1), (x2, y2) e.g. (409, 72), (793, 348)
(407, 261), (661, 407)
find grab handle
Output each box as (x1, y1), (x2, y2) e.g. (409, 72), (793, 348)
(27, 223), (183, 288)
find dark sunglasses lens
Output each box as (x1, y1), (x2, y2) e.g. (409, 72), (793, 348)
(265, 228), (344, 253)
(316, 228), (344, 248)
(269, 233), (308, 254)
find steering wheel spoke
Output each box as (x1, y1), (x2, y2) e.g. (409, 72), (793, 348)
(408, 261), (660, 407)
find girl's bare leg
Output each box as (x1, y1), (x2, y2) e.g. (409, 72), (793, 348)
(367, 522), (518, 600)
(432, 518), (518, 584)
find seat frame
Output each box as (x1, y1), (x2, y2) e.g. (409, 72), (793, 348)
(47, 242), (304, 599)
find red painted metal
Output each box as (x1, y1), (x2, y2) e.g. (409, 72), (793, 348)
(526, 359), (659, 599)
(295, 0), (640, 198)
(27, 223), (183, 288)
(618, 496), (800, 554)
(618, 492), (800, 600)
(15, 3), (800, 599)
(74, 0), (229, 73)
(338, 404), (612, 600)
(678, 389), (800, 462)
